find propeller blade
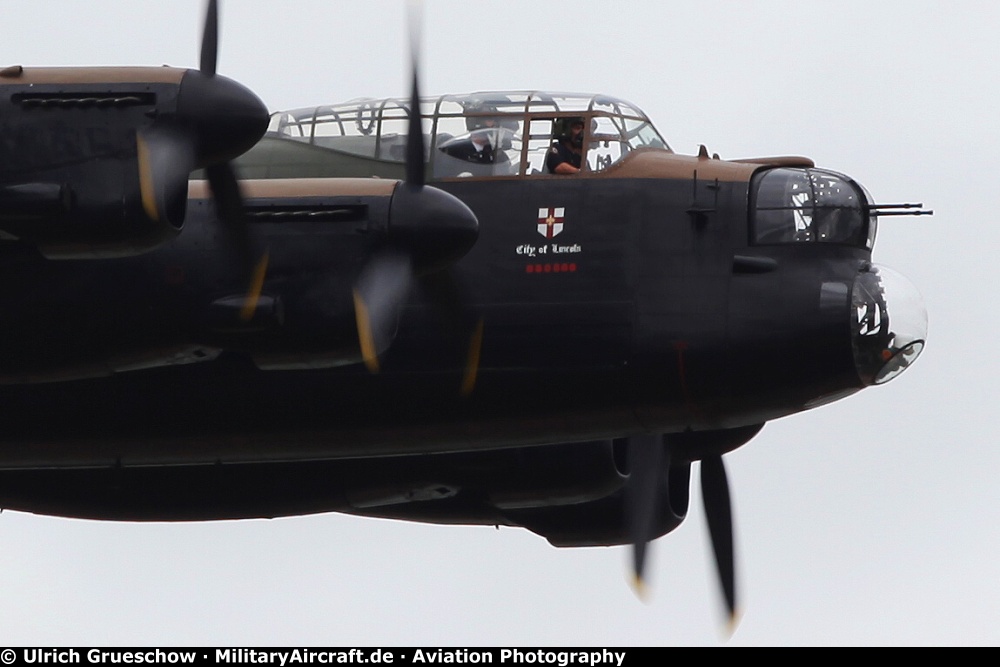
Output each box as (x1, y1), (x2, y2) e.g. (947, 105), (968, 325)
(460, 318), (484, 397)
(625, 434), (666, 598)
(347, 0), (482, 380)
(205, 163), (267, 320)
(354, 252), (414, 372)
(404, 2), (425, 187)
(179, 0), (268, 166)
(205, 163), (245, 235)
(136, 127), (196, 228)
(419, 270), (484, 395)
(241, 251), (270, 322)
(200, 0), (219, 76)
(701, 454), (738, 624)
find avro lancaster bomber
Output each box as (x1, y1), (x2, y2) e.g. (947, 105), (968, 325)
(0, 0), (929, 625)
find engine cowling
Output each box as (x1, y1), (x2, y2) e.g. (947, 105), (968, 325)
(0, 67), (267, 259)
(502, 453), (691, 548)
(345, 439), (693, 548)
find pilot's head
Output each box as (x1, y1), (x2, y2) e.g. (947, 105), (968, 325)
(562, 117), (586, 148)
(465, 100), (500, 131)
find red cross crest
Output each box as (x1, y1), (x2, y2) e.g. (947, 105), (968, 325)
(537, 207), (565, 238)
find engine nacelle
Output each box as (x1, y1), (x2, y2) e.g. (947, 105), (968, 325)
(0, 66), (268, 259)
(0, 179), (179, 259)
(348, 439), (693, 548)
(0, 70), (185, 258)
(504, 454), (692, 548)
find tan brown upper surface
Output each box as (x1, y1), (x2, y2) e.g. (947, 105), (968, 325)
(609, 149), (761, 183)
(188, 178), (399, 200)
(0, 66), (187, 85)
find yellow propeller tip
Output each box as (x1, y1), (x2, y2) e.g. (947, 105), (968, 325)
(239, 252), (270, 322)
(628, 574), (651, 603)
(724, 608), (744, 638)
(353, 290), (380, 374)
(136, 134), (159, 223)
(459, 318), (484, 397)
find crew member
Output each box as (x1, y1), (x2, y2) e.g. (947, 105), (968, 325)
(439, 101), (509, 166)
(442, 125), (497, 164)
(546, 117), (585, 174)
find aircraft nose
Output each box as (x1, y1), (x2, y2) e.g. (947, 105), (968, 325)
(851, 264), (928, 385)
(176, 70), (270, 166)
(387, 183), (480, 274)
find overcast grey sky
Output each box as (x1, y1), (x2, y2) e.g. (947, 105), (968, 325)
(0, 0), (995, 647)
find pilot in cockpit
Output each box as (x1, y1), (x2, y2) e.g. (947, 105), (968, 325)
(443, 121), (500, 164)
(438, 101), (514, 169)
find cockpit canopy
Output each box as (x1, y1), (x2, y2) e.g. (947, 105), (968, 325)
(266, 91), (669, 179)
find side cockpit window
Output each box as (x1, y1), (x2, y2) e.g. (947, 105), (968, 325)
(587, 116), (625, 172)
(752, 168), (871, 248)
(433, 101), (521, 178)
(586, 97), (667, 173)
(527, 116), (638, 176)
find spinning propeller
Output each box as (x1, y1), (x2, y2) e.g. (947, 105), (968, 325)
(700, 453), (737, 625)
(352, 5), (481, 393)
(136, 0), (269, 313)
(626, 427), (761, 630)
